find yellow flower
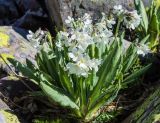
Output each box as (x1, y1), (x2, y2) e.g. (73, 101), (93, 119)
(0, 32), (10, 47)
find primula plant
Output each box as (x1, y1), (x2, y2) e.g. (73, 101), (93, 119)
(134, 0), (160, 52)
(8, 6), (151, 122)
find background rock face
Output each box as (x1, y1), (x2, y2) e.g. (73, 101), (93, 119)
(71, 0), (151, 19)
(44, 0), (151, 29)
(0, 0), (48, 31)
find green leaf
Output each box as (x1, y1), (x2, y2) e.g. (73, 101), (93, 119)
(89, 40), (122, 109)
(39, 74), (79, 110)
(139, 35), (150, 44)
(122, 44), (137, 73)
(86, 84), (120, 121)
(79, 77), (87, 115)
(135, 0), (148, 33)
(8, 58), (39, 84)
(148, 11), (159, 49)
(59, 66), (74, 96)
(123, 64), (152, 84)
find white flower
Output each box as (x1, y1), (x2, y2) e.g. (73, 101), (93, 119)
(58, 31), (69, 46)
(94, 28), (113, 46)
(60, 31), (69, 37)
(107, 18), (116, 28)
(27, 30), (34, 40)
(66, 54), (101, 77)
(113, 5), (124, 15)
(77, 33), (93, 51)
(137, 44), (150, 56)
(65, 16), (74, 24)
(66, 63), (88, 77)
(114, 5), (123, 11)
(68, 31), (93, 52)
(66, 54), (90, 77)
(124, 10), (141, 30)
(95, 21), (106, 31)
(26, 29), (46, 49)
(88, 59), (101, 72)
(68, 48), (83, 62)
(56, 41), (63, 51)
(82, 13), (92, 25)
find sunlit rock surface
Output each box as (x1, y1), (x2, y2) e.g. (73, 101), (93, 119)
(0, 110), (20, 123)
(0, 26), (37, 73)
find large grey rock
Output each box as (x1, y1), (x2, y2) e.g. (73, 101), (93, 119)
(0, 26), (37, 73)
(44, 0), (151, 29)
(0, 99), (10, 110)
(122, 86), (160, 123)
(0, 0), (48, 31)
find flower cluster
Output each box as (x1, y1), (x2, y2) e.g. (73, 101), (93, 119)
(113, 5), (124, 15)
(124, 10), (141, 30)
(56, 13), (115, 77)
(27, 28), (47, 49)
(55, 6), (147, 77)
(113, 5), (141, 30)
(137, 44), (151, 56)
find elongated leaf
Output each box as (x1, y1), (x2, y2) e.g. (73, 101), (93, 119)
(79, 77), (87, 115)
(123, 35), (149, 73)
(59, 66), (74, 96)
(123, 64), (152, 84)
(89, 40), (122, 108)
(41, 50), (57, 79)
(36, 53), (48, 73)
(8, 58), (39, 84)
(148, 12), (159, 49)
(122, 44), (137, 73)
(139, 35), (150, 44)
(40, 74), (79, 110)
(86, 84), (120, 120)
(134, 0), (148, 33)
(29, 91), (45, 97)
(89, 43), (116, 102)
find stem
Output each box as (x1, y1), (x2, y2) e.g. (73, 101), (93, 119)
(115, 17), (122, 37)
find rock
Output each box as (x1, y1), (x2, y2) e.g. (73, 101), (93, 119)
(122, 86), (160, 123)
(43, 0), (152, 29)
(0, 26), (37, 73)
(43, 0), (64, 31)
(0, 99), (10, 110)
(0, 0), (49, 31)
(0, 110), (20, 123)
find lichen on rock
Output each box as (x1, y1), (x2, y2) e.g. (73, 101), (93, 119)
(0, 110), (20, 123)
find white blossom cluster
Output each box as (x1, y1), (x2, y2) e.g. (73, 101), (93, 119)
(56, 13), (115, 77)
(113, 5), (150, 56)
(113, 5), (141, 30)
(55, 6), (148, 77)
(27, 28), (46, 49)
(137, 44), (151, 57)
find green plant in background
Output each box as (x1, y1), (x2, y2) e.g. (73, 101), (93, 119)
(134, 0), (160, 52)
(8, 7), (151, 122)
